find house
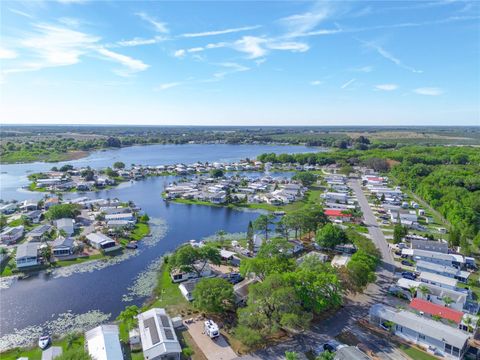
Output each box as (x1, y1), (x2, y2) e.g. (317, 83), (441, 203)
(287, 240), (304, 255)
(389, 278), (421, 300)
(0, 225), (25, 244)
(389, 209), (418, 226)
(402, 249), (464, 268)
(416, 282), (469, 313)
(170, 263), (212, 283)
(179, 279), (199, 301)
(20, 199), (38, 211)
(0, 203), (17, 214)
(418, 272), (458, 290)
(137, 308), (182, 360)
(416, 261), (470, 283)
(220, 249), (241, 266)
(296, 251), (329, 265)
(86, 232), (118, 252)
(324, 209), (352, 222)
(334, 346), (371, 360)
(107, 220), (134, 229)
(54, 218), (74, 236)
(25, 210), (43, 223)
(234, 278), (259, 305)
(52, 237), (76, 257)
(331, 255), (351, 268)
(85, 325), (123, 360)
(322, 192), (348, 204)
(369, 304), (470, 359)
(409, 298), (464, 324)
(411, 239), (449, 254)
(44, 197), (60, 209)
(16, 243), (39, 269)
(104, 213), (135, 222)
(26, 224), (52, 242)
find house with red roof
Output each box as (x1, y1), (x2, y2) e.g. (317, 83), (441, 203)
(324, 209), (352, 222)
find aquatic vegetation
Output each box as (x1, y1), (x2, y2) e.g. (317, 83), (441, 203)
(0, 310), (111, 351)
(142, 218), (168, 247)
(122, 256), (164, 302)
(0, 275), (19, 290)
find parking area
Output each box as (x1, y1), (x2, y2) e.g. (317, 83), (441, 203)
(185, 320), (237, 360)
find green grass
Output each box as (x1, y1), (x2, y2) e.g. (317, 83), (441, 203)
(130, 222), (150, 241)
(0, 256), (15, 277)
(150, 264), (191, 314)
(399, 344), (439, 360)
(51, 253), (105, 267)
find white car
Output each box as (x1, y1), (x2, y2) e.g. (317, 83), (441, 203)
(38, 335), (51, 350)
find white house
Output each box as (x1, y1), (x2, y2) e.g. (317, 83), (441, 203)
(105, 213), (135, 222)
(54, 218), (74, 236)
(52, 237), (76, 257)
(416, 261), (470, 283)
(179, 279), (199, 301)
(403, 248), (464, 268)
(0, 203), (17, 214)
(170, 263), (213, 283)
(26, 224), (52, 242)
(411, 239), (449, 254)
(137, 308), (182, 360)
(16, 242), (39, 269)
(86, 232), (117, 251)
(85, 325), (123, 360)
(369, 304), (469, 359)
(0, 225), (24, 244)
(419, 271), (458, 290)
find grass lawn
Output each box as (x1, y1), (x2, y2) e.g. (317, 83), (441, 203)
(399, 344), (439, 360)
(1, 333), (85, 360)
(51, 253), (105, 267)
(130, 222), (150, 241)
(150, 264), (192, 315)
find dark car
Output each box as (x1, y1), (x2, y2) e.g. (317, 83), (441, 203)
(401, 260), (413, 266)
(222, 272), (243, 284)
(402, 271), (417, 280)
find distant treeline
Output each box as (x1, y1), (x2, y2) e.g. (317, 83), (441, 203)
(258, 146), (480, 251)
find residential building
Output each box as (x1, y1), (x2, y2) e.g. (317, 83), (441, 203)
(137, 308), (182, 360)
(324, 209), (352, 222)
(322, 192), (348, 203)
(20, 199), (38, 211)
(402, 248), (464, 268)
(411, 239), (449, 254)
(416, 282), (469, 313)
(419, 272), (458, 290)
(16, 243), (39, 269)
(54, 218), (74, 236)
(416, 261), (470, 283)
(105, 213), (135, 222)
(0, 225), (24, 244)
(296, 251), (329, 265)
(179, 279), (199, 301)
(369, 304), (469, 359)
(26, 224), (52, 242)
(85, 325), (123, 360)
(86, 232), (118, 251)
(0, 203), (17, 214)
(44, 197), (60, 209)
(51, 237), (76, 257)
(24, 210), (43, 223)
(170, 263), (212, 283)
(331, 255), (351, 268)
(234, 278), (259, 305)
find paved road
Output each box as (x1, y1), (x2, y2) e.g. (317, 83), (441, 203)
(238, 179), (402, 360)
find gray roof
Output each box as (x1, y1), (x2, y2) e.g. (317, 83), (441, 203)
(41, 346), (62, 360)
(370, 304), (470, 348)
(27, 224), (52, 237)
(16, 243), (38, 259)
(417, 261), (470, 279)
(335, 346), (370, 360)
(419, 272), (458, 287)
(52, 236), (75, 249)
(411, 249), (463, 263)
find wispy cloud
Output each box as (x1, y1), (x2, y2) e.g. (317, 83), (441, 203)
(96, 47), (149, 76)
(9, 8), (34, 18)
(136, 12), (169, 33)
(155, 82), (182, 91)
(375, 84), (398, 91)
(0, 47), (18, 60)
(341, 78), (356, 89)
(181, 25), (261, 38)
(213, 62), (250, 79)
(115, 36), (167, 47)
(233, 36), (267, 59)
(352, 65), (373, 73)
(279, 2), (334, 38)
(362, 40), (422, 73)
(310, 80), (322, 86)
(413, 87), (444, 96)
(173, 49), (186, 58)
(267, 41), (309, 52)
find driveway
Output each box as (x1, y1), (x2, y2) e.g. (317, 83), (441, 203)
(186, 320), (237, 360)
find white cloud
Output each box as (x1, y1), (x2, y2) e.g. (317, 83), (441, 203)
(174, 49), (186, 58)
(363, 40), (423, 73)
(352, 65), (373, 73)
(116, 36), (166, 47)
(279, 3), (333, 38)
(413, 87), (444, 96)
(0, 47), (18, 59)
(96, 48), (149, 76)
(212, 62), (250, 80)
(341, 78), (356, 89)
(267, 41), (309, 52)
(136, 12), (169, 33)
(310, 80), (322, 86)
(206, 42), (227, 49)
(9, 8), (33, 18)
(233, 36), (267, 59)
(375, 84), (398, 91)
(188, 47), (204, 53)
(181, 25), (261, 38)
(155, 82), (181, 91)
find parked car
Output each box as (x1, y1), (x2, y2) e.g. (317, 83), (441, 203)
(401, 260), (413, 266)
(402, 271), (417, 280)
(314, 340), (347, 355)
(222, 272), (243, 284)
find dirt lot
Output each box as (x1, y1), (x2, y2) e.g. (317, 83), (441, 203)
(185, 320), (237, 360)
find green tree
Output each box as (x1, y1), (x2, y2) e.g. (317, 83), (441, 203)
(113, 161), (125, 169)
(317, 351), (335, 360)
(316, 223), (348, 249)
(347, 249), (378, 289)
(169, 244), (221, 277)
(139, 213), (150, 223)
(393, 223), (408, 244)
(40, 245), (52, 264)
(292, 172), (317, 186)
(45, 204), (81, 220)
(210, 168), (224, 178)
(193, 277), (235, 313)
(116, 305), (139, 330)
(253, 214), (275, 240)
(0, 215), (8, 230)
(246, 221), (254, 253)
(285, 351), (299, 360)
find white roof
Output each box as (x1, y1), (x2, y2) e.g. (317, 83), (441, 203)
(86, 232), (115, 246)
(404, 248), (464, 263)
(331, 255), (351, 267)
(419, 272), (458, 287)
(397, 278), (421, 290)
(220, 249), (236, 258)
(138, 308), (182, 359)
(370, 304), (469, 349)
(85, 325), (123, 360)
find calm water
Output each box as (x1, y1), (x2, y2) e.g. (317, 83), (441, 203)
(0, 144), (322, 347)
(0, 143), (317, 201)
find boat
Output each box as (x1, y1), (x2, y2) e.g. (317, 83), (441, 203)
(38, 335), (51, 350)
(126, 241), (138, 249)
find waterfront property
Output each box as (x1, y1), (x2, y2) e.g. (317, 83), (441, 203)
(54, 218), (75, 236)
(85, 324), (123, 360)
(369, 303), (470, 359)
(15, 243), (39, 269)
(137, 308), (182, 360)
(51, 237), (76, 257)
(86, 232), (118, 252)
(0, 225), (25, 244)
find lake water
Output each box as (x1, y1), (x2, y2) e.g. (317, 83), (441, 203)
(0, 143), (317, 201)
(0, 144), (322, 350)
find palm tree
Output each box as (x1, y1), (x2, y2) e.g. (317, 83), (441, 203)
(408, 286), (417, 299)
(463, 315), (474, 333)
(443, 296), (454, 307)
(418, 285), (430, 298)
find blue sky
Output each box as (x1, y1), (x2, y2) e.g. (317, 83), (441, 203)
(1, 0), (479, 126)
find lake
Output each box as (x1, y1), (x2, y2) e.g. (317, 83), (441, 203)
(0, 143), (318, 201)
(0, 144), (322, 350)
